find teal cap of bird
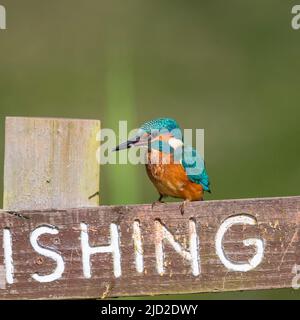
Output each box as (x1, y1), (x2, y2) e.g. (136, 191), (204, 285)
(113, 118), (211, 214)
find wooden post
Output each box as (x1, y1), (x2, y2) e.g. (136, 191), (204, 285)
(3, 117), (100, 210)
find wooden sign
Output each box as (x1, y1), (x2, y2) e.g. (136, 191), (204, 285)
(1, 117), (300, 299)
(0, 196), (299, 299)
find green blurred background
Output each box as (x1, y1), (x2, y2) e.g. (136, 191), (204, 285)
(1, 0), (300, 299)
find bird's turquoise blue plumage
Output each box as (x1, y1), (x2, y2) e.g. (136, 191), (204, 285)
(179, 146), (211, 192)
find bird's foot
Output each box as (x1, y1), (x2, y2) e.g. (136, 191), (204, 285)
(151, 194), (165, 210)
(151, 200), (165, 210)
(179, 199), (190, 215)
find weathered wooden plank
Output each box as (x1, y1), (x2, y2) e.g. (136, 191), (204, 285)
(3, 117), (100, 210)
(0, 196), (299, 299)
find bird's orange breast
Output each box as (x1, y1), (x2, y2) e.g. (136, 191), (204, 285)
(145, 150), (203, 201)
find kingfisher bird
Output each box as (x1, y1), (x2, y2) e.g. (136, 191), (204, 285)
(113, 118), (211, 214)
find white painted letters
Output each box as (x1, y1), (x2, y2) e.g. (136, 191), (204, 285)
(81, 223), (121, 278)
(0, 215), (265, 287)
(30, 226), (65, 282)
(215, 215), (264, 272)
(155, 219), (200, 276)
(292, 264), (300, 289)
(3, 229), (13, 284)
(133, 220), (144, 273)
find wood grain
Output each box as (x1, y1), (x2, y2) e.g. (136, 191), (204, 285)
(3, 117), (100, 210)
(0, 196), (299, 299)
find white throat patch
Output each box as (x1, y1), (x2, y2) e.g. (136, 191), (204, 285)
(168, 138), (183, 149)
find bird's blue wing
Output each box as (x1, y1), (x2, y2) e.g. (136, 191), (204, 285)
(175, 146), (211, 192)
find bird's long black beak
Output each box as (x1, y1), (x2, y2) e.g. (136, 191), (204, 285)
(113, 136), (141, 151)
